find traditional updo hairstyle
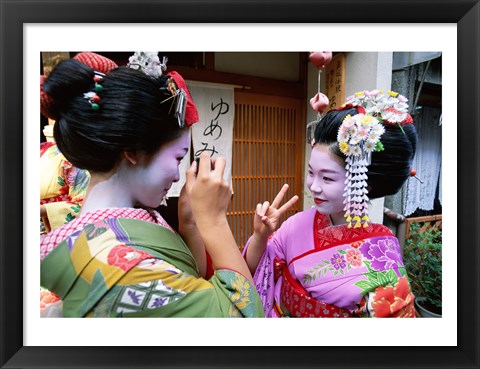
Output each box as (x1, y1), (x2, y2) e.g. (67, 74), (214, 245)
(42, 59), (185, 172)
(314, 106), (418, 199)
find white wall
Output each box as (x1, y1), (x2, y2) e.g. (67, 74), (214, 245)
(345, 52), (393, 95)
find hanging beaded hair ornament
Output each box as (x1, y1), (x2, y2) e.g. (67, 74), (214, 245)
(83, 71), (105, 111)
(127, 51), (188, 128)
(337, 89), (413, 228)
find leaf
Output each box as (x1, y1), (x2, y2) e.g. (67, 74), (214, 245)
(377, 272), (389, 286)
(94, 227), (107, 238)
(355, 280), (374, 293)
(366, 272), (379, 285)
(386, 269), (399, 284)
(303, 275), (312, 284)
(403, 220), (442, 305)
(57, 176), (66, 186)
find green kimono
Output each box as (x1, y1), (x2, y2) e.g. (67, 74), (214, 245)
(41, 218), (264, 317)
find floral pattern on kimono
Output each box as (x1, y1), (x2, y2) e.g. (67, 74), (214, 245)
(40, 143), (90, 230)
(41, 208), (264, 318)
(244, 207), (415, 318)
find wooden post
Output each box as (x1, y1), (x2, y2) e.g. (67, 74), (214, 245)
(325, 53), (346, 110)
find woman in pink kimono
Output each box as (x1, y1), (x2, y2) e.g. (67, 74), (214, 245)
(244, 90), (418, 318)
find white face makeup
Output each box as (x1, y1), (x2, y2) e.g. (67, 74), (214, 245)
(306, 145), (347, 220)
(128, 129), (190, 209)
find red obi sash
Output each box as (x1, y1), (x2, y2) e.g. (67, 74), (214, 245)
(274, 257), (352, 318)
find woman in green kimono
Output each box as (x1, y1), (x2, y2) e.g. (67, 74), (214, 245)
(40, 52), (264, 318)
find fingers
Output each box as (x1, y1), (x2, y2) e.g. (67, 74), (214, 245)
(278, 195), (299, 215)
(211, 156), (226, 180)
(255, 202), (270, 228)
(271, 184), (289, 208)
(255, 201), (270, 217)
(255, 202), (272, 228)
(196, 153), (226, 183)
(178, 184), (187, 203)
(197, 152), (212, 177)
(185, 159), (198, 192)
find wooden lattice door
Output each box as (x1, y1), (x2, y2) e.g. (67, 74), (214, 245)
(227, 91), (305, 250)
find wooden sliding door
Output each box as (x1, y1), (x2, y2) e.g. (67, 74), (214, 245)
(227, 91), (305, 250)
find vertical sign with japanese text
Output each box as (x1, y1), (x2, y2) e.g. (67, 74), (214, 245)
(325, 53), (346, 110)
(190, 83), (235, 185)
(167, 83), (234, 197)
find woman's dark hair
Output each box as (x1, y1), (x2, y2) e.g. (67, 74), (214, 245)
(43, 59), (185, 172)
(314, 107), (418, 198)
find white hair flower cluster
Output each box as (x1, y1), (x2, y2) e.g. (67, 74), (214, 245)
(338, 113), (385, 157)
(127, 52), (167, 78)
(345, 90), (410, 126)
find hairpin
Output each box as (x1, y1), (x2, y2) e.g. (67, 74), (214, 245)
(338, 106), (385, 228)
(83, 71), (105, 111)
(410, 169), (424, 184)
(160, 78), (188, 128)
(337, 90), (414, 228)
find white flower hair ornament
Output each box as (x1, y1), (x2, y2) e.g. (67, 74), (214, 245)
(337, 90), (413, 229)
(127, 51), (167, 78)
(346, 89), (413, 131)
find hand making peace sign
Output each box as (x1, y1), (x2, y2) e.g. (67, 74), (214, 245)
(254, 184), (299, 239)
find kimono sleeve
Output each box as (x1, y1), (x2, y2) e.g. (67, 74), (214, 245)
(241, 220), (291, 317)
(44, 201), (81, 229)
(208, 269), (265, 317)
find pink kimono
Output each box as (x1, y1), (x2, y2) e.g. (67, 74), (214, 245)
(243, 207), (415, 318)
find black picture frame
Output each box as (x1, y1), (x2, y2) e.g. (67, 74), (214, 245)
(1, 1), (479, 368)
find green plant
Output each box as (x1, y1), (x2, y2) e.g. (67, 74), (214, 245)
(403, 221), (442, 315)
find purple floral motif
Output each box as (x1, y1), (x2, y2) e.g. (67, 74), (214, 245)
(127, 290), (141, 305)
(258, 255), (272, 297)
(151, 297), (168, 308)
(330, 253), (347, 270)
(359, 238), (403, 276)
